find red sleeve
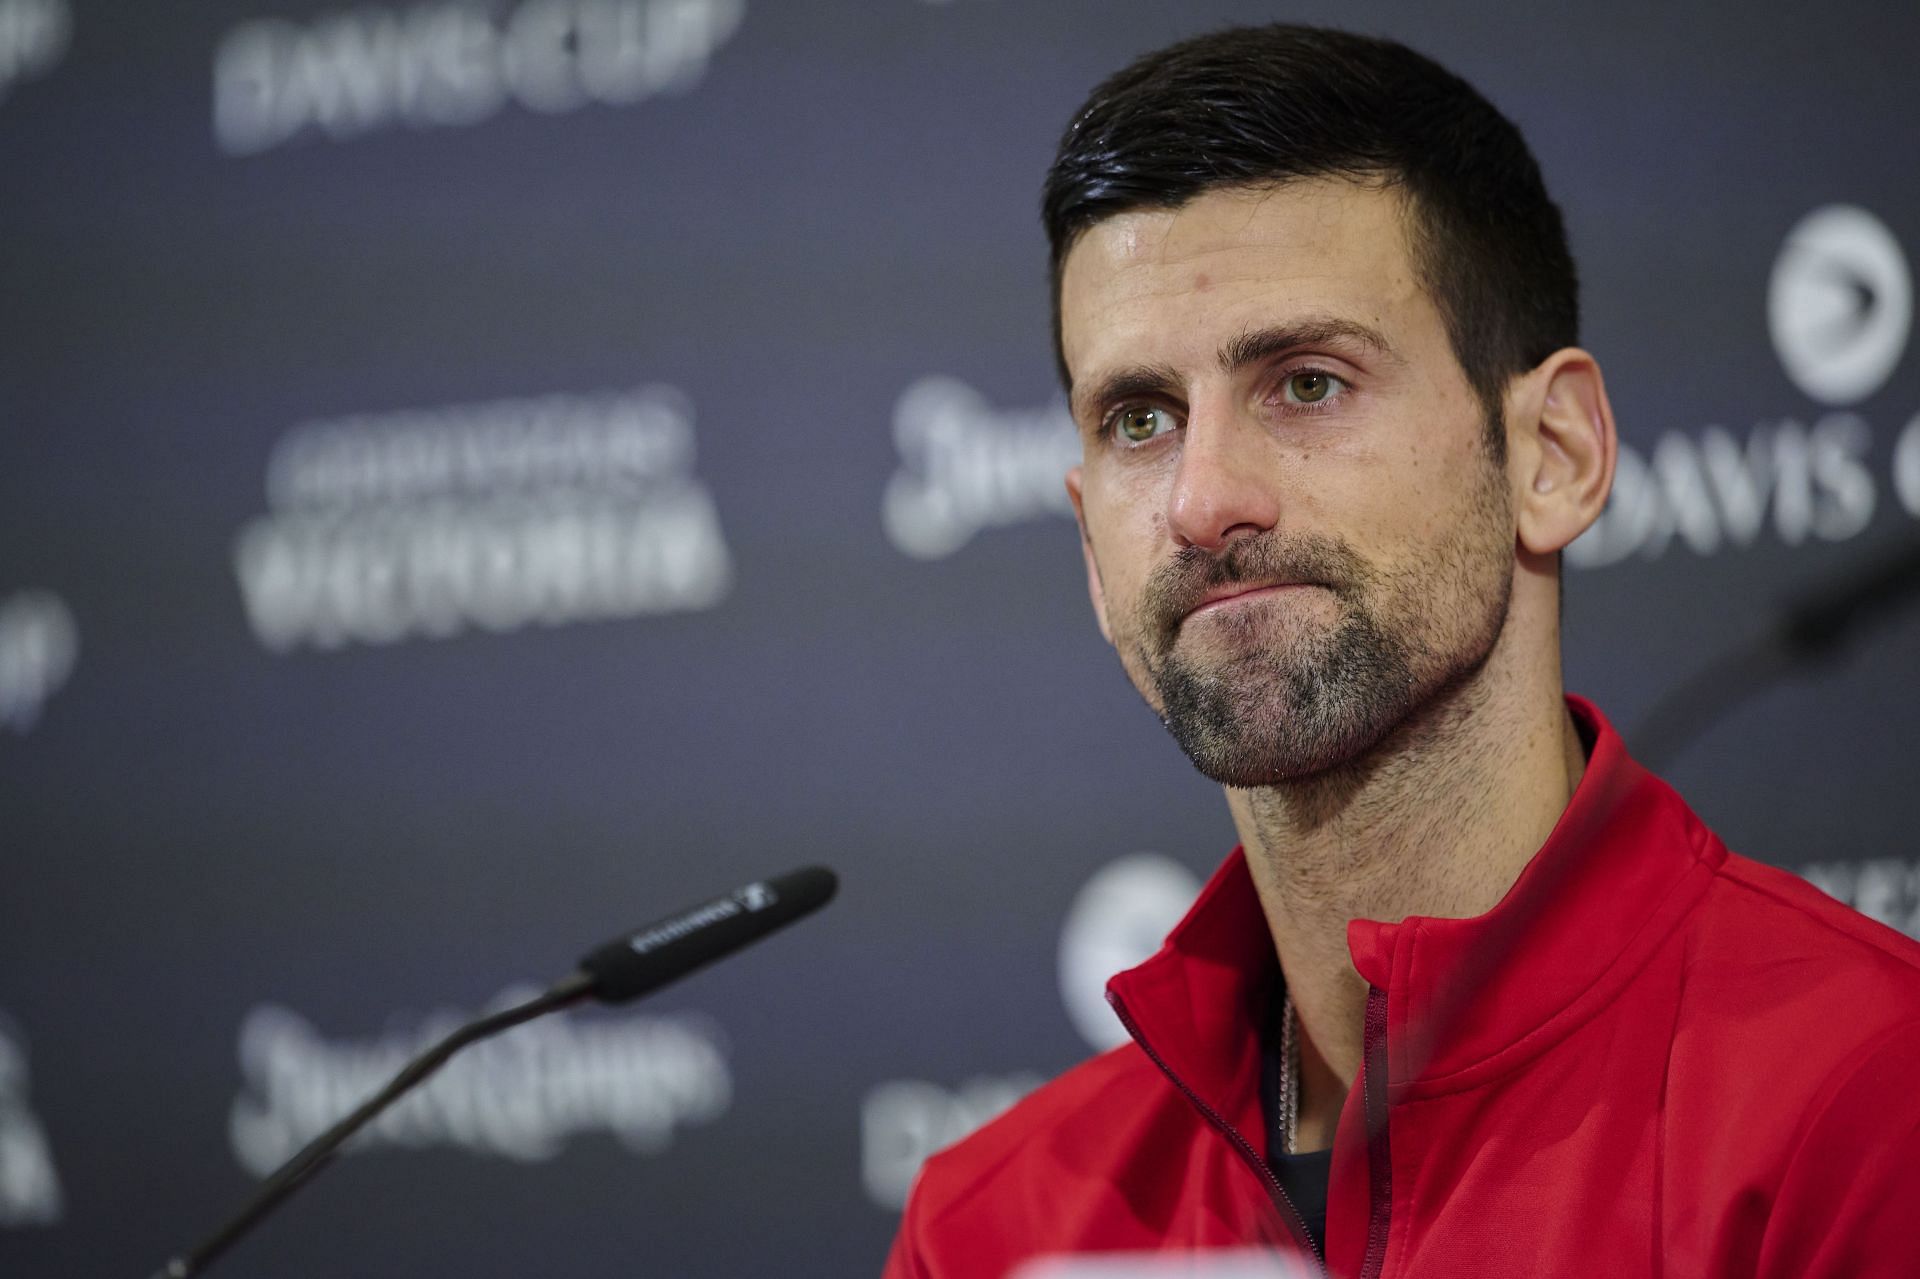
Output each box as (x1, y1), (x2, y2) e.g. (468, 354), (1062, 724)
(881, 1173), (933, 1279)
(882, 1226), (928, 1279)
(1754, 1017), (1920, 1279)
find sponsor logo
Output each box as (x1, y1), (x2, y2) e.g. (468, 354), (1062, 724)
(860, 1072), (1043, 1210)
(1058, 853), (1202, 1051)
(1567, 412), (1920, 570)
(1770, 206), (1913, 407)
(232, 384), (733, 651)
(1896, 413), (1920, 519)
(0, 1017), (63, 1227)
(0, 0), (68, 103)
(1798, 858), (1920, 939)
(857, 853), (1198, 1212)
(0, 591), (77, 734)
(214, 0), (745, 156)
(228, 986), (731, 1173)
(1565, 414), (1889, 568)
(1571, 209), (1919, 568)
(625, 887), (768, 957)
(882, 376), (1079, 559)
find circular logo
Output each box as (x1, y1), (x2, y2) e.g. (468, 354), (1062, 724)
(0, 591), (78, 733)
(1057, 853), (1202, 1051)
(1769, 205), (1912, 406)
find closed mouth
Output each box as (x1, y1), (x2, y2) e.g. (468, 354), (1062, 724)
(1184, 581), (1316, 621)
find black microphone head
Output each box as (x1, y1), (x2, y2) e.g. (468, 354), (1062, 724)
(576, 865), (838, 1004)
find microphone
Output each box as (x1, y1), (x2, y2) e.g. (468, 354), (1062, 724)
(578, 864), (839, 1002)
(155, 865), (839, 1279)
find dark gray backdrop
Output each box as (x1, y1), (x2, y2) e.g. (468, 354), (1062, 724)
(4, 1), (1918, 1275)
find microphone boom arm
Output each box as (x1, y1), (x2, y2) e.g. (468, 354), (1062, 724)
(154, 973), (594, 1279)
(151, 860), (837, 1277)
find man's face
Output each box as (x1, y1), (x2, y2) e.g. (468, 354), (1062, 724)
(1060, 180), (1517, 786)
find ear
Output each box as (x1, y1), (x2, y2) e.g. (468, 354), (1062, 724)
(1507, 348), (1618, 556)
(1065, 466), (1114, 645)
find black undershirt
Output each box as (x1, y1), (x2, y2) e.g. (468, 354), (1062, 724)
(1259, 993), (1333, 1259)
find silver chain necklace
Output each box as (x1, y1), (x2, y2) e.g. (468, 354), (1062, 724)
(1278, 991), (1301, 1156)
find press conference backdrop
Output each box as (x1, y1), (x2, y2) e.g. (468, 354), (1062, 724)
(3, 1), (1918, 1274)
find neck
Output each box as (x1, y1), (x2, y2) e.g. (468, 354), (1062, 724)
(1231, 607), (1585, 1149)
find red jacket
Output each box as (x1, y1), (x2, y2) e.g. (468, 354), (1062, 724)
(885, 698), (1920, 1277)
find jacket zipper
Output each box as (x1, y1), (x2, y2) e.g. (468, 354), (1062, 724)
(1108, 995), (1330, 1276)
(1357, 985), (1392, 1279)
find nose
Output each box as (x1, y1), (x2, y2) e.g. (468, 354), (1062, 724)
(1165, 408), (1281, 551)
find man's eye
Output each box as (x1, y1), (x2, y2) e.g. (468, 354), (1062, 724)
(1282, 371), (1343, 405)
(1111, 405), (1178, 444)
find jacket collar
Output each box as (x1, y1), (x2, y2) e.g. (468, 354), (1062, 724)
(1106, 695), (1725, 1119)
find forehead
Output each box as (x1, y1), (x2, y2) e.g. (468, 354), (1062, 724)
(1058, 180), (1430, 384)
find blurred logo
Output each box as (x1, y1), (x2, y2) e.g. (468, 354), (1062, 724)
(1798, 858), (1920, 940)
(229, 987), (731, 1172)
(214, 0), (744, 155)
(857, 854), (1203, 1213)
(860, 1072), (1042, 1210)
(0, 591), (77, 734)
(1769, 205), (1912, 406)
(1565, 415), (1879, 568)
(1568, 205), (1920, 569)
(1058, 853), (1201, 1052)
(0, 0), (68, 103)
(233, 385), (733, 651)
(1898, 412), (1920, 519)
(883, 376), (1079, 559)
(0, 1017), (63, 1227)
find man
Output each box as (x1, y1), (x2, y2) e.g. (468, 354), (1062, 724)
(885, 24), (1920, 1279)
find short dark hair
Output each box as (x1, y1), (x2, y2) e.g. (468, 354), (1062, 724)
(1042, 25), (1579, 441)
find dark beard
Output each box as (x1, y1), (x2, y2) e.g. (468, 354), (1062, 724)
(1152, 594), (1423, 785)
(1124, 460), (1512, 787)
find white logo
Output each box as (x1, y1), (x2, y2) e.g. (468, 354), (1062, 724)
(859, 1072), (1042, 1209)
(0, 1017), (63, 1227)
(627, 897), (742, 954)
(882, 376), (1080, 559)
(1565, 414), (1883, 568)
(1769, 205), (1912, 406)
(857, 853), (1203, 1212)
(1896, 412), (1920, 519)
(1798, 858), (1920, 940)
(1571, 204), (1920, 572)
(214, 0), (745, 156)
(0, 0), (68, 103)
(232, 384), (733, 651)
(228, 987), (731, 1173)
(736, 882), (775, 911)
(0, 591), (77, 734)
(1057, 853), (1202, 1051)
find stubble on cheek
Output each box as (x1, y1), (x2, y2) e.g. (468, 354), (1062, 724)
(1101, 450), (1515, 786)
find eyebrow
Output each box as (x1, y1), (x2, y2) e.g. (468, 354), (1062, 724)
(1220, 317), (1396, 373)
(1070, 363), (1182, 429)
(1070, 316), (1399, 426)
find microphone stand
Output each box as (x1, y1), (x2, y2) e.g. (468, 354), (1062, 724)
(154, 972), (594, 1279)
(1632, 538), (1920, 771)
(152, 865), (836, 1276)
